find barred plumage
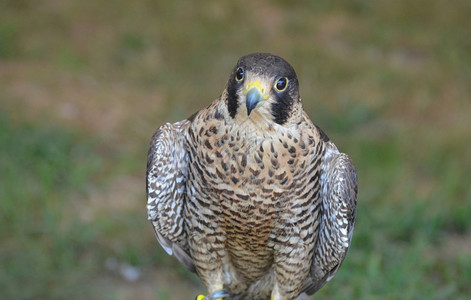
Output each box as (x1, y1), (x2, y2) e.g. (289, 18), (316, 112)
(147, 53), (358, 300)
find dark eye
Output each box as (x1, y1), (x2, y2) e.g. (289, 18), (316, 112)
(274, 77), (288, 92)
(235, 67), (244, 81)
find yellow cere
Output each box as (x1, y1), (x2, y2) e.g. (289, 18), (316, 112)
(243, 80), (269, 100)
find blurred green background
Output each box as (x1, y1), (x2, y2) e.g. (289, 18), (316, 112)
(1, 0), (470, 299)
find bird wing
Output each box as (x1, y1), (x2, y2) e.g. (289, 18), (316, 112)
(146, 120), (196, 272)
(303, 141), (358, 295)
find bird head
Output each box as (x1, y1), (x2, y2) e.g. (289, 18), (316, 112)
(225, 53), (301, 126)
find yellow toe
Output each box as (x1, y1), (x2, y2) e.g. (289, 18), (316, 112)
(196, 295), (206, 300)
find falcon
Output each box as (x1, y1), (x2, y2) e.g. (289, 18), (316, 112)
(146, 53), (358, 300)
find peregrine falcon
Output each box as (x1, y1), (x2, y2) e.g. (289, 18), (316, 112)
(146, 53), (358, 300)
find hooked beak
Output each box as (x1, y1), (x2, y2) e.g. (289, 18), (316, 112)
(245, 87), (263, 116)
(244, 81), (268, 116)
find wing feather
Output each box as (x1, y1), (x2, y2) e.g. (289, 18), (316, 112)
(303, 141), (358, 295)
(146, 120), (195, 272)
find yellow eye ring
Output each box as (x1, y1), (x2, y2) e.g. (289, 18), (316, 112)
(274, 77), (288, 92)
(235, 67), (244, 82)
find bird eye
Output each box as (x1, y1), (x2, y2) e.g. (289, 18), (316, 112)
(274, 77), (288, 92)
(235, 68), (244, 82)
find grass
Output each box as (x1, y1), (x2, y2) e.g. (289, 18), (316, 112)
(0, 114), (101, 298)
(1, 0), (470, 299)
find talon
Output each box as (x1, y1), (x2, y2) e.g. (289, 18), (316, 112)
(195, 289), (229, 300)
(210, 289), (229, 299)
